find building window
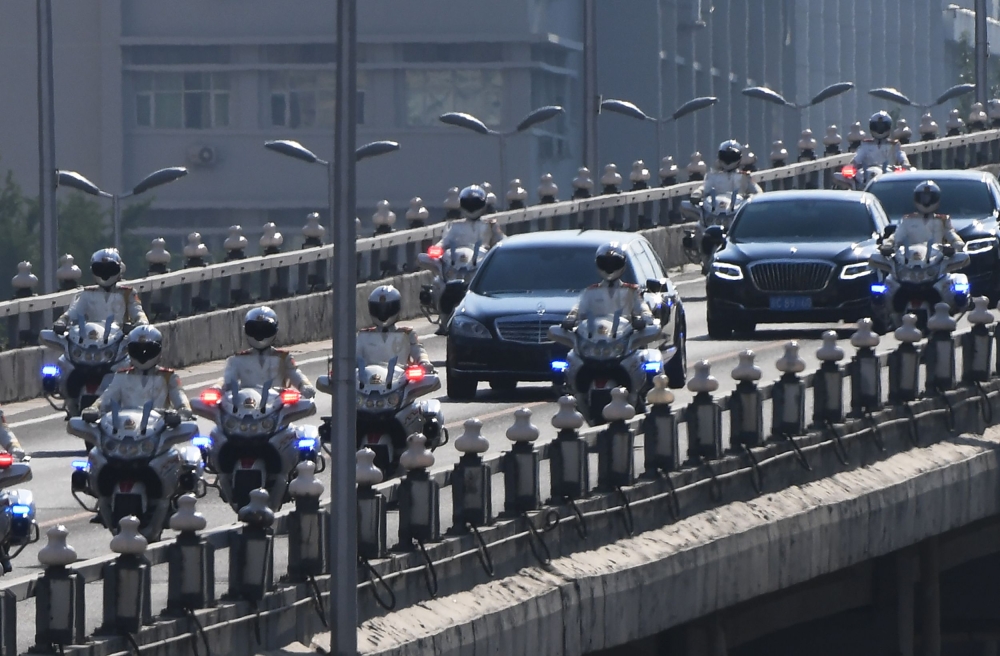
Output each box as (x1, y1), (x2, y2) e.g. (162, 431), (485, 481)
(262, 44), (337, 64)
(135, 72), (230, 129)
(401, 43), (503, 63)
(268, 71), (365, 128)
(405, 69), (502, 127)
(125, 45), (230, 65)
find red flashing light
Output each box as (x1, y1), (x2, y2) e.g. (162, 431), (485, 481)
(405, 365), (425, 383)
(280, 388), (301, 405)
(841, 165), (857, 179)
(427, 244), (444, 260)
(200, 388), (223, 405)
(0, 454), (14, 469)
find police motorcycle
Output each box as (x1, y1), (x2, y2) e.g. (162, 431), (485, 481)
(681, 189), (745, 274)
(67, 401), (204, 541)
(869, 240), (971, 333)
(40, 315), (128, 418)
(0, 452), (39, 574)
(417, 241), (487, 326)
(833, 161), (908, 191)
(191, 381), (321, 513)
(317, 357), (446, 476)
(548, 311), (671, 426)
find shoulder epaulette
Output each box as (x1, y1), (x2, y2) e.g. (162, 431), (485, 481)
(622, 282), (639, 289)
(862, 137), (875, 143)
(397, 326), (413, 333)
(935, 213), (949, 219)
(123, 367), (134, 373)
(118, 285), (133, 292)
(84, 285), (100, 291)
(360, 326), (376, 332)
(157, 367), (175, 374)
(587, 283), (601, 289)
(238, 349), (253, 355)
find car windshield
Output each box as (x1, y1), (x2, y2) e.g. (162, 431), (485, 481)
(868, 178), (996, 220)
(729, 199), (875, 243)
(471, 245), (637, 294)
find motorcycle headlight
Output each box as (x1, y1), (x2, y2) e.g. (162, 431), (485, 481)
(103, 348), (115, 361)
(104, 438), (121, 453)
(839, 262), (871, 280)
(387, 392), (402, 408)
(965, 237), (996, 254)
(225, 417), (239, 431)
(261, 417), (276, 433)
(121, 441), (139, 457)
(450, 316), (490, 339)
(356, 393), (366, 408)
(240, 421), (251, 433)
(711, 262), (743, 281)
(71, 347), (83, 359)
(365, 399), (375, 409)
(140, 440), (155, 455)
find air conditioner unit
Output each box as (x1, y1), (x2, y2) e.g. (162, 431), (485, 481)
(186, 144), (217, 167)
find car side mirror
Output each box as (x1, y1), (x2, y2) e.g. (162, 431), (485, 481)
(645, 278), (663, 293)
(82, 408), (100, 424)
(703, 225), (726, 248)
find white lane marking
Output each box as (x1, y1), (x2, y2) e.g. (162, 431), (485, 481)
(8, 354), (335, 429)
(673, 278), (703, 287)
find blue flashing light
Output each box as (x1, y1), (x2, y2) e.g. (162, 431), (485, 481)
(71, 460), (90, 471)
(297, 437), (317, 451)
(41, 365), (60, 378)
(870, 283), (888, 295)
(953, 281), (970, 294)
(551, 360), (569, 373)
(10, 505), (30, 517)
(192, 436), (212, 449)
(643, 361), (662, 373)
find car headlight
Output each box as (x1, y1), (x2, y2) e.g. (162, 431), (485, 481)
(711, 261), (743, 280)
(965, 237), (996, 254)
(839, 262), (872, 280)
(451, 315), (490, 339)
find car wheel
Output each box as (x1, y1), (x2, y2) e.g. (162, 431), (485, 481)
(489, 380), (517, 394)
(707, 303), (733, 339)
(733, 321), (757, 338)
(664, 315), (687, 389)
(446, 366), (478, 401)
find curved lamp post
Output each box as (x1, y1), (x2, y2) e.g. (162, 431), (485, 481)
(741, 81), (855, 110)
(600, 96), (718, 164)
(265, 138), (400, 235)
(438, 105), (564, 190)
(57, 166), (188, 251)
(868, 83), (976, 109)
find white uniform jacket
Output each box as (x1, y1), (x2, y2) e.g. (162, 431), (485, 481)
(439, 218), (504, 251)
(357, 326), (430, 367)
(97, 367), (189, 413)
(701, 170), (762, 199)
(851, 139), (910, 169)
(884, 213), (965, 251)
(58, 285), (148, 327)
(565, 281), (653, 327)
(222, 348), (316, 397)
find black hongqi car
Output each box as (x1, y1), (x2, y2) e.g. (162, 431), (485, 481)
(706, 190), (889, 338)
(865, 169), (1000, 304)
(446, 230), (687, 400)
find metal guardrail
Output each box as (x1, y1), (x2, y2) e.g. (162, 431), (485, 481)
(3, 127), (1000, 347)
(2, 313), (997, 653)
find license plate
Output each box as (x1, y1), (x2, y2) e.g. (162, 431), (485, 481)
(769, 296), (812, 311)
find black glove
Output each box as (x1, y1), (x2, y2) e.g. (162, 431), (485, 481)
(942, 244), (956, 257)
(878, 243), (893, 256)
(631, 317), (647, 331)
(561, 319), (575, 331)
(53, 322), (66, 336)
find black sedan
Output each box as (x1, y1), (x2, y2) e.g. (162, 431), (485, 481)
(865, 169), (1000, 304)
(706, 190), (889, 338)
(446, 230), (687, 400)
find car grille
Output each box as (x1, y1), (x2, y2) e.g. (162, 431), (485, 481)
(494, 317), (562, 344)
(749, 261), (834, 293)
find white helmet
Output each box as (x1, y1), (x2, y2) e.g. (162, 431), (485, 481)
(244, 306), (279, 351)
(595, 242), (628, 282)
(368, 285), (401, 329)
(459, 185), (488, 221)
(90, 248), (124, 289)
(869, 111), (893, 140)
(913, 180), (942, 215)
(126, 325), (163, 372)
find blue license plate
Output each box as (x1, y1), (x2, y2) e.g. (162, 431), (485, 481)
(769, 296), (812, 311)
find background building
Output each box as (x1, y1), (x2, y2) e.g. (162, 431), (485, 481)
(0, 0), (992, 258)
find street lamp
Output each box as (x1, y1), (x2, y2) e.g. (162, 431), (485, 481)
(600, 96), (718, 164)
(56, 167), (188, 251)
(868, 83), (976, 109)
(264, 138), (400, 231)
(438, 105), (564, 190)
(741, 82), (856, 109)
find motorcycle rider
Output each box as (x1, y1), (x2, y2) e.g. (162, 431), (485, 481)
(221, 307), (317, 397)
(852, 111), (911, 170)
(880, 180), (965, 256)
(0, 408), (25, 461)
(359, 285), (434, 371)
(438, 185), (505, 251)
(699, 140), (763, 200)
(55, 248), (148, 332)
(563, 242), (654, 331)
(96, 325), (191, 416)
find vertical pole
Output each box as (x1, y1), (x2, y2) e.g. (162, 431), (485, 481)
(919, 537), (941, 656)
(112, 195), (121, 252)
(976, 0), (990, 106)
(498, 134), (507, 193)
(37, 0), (57, 295)
(656, 0), (664, 167)
(583, 0), (599, 174)
(330, 0), (358, 653)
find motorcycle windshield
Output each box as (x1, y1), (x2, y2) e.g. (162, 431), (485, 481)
(100, 409), (161, 460)
(67, 321), (124, 365)
(219, 387), (284, 437)
(894, 242), (944, 283)
(575, 314), (633, 361)
(356, 363), (407, 411)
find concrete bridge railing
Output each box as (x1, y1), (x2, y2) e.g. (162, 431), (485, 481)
(7, 302), (1000, 655)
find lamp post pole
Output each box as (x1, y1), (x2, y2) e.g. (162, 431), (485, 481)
(36, 0), (57, 294)
(330, 0), (359, 652)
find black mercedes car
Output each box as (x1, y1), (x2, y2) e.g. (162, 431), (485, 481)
(865, 169), (1000, 304)
(446, 230), (687, 400)
(706, 190), (889, 338)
